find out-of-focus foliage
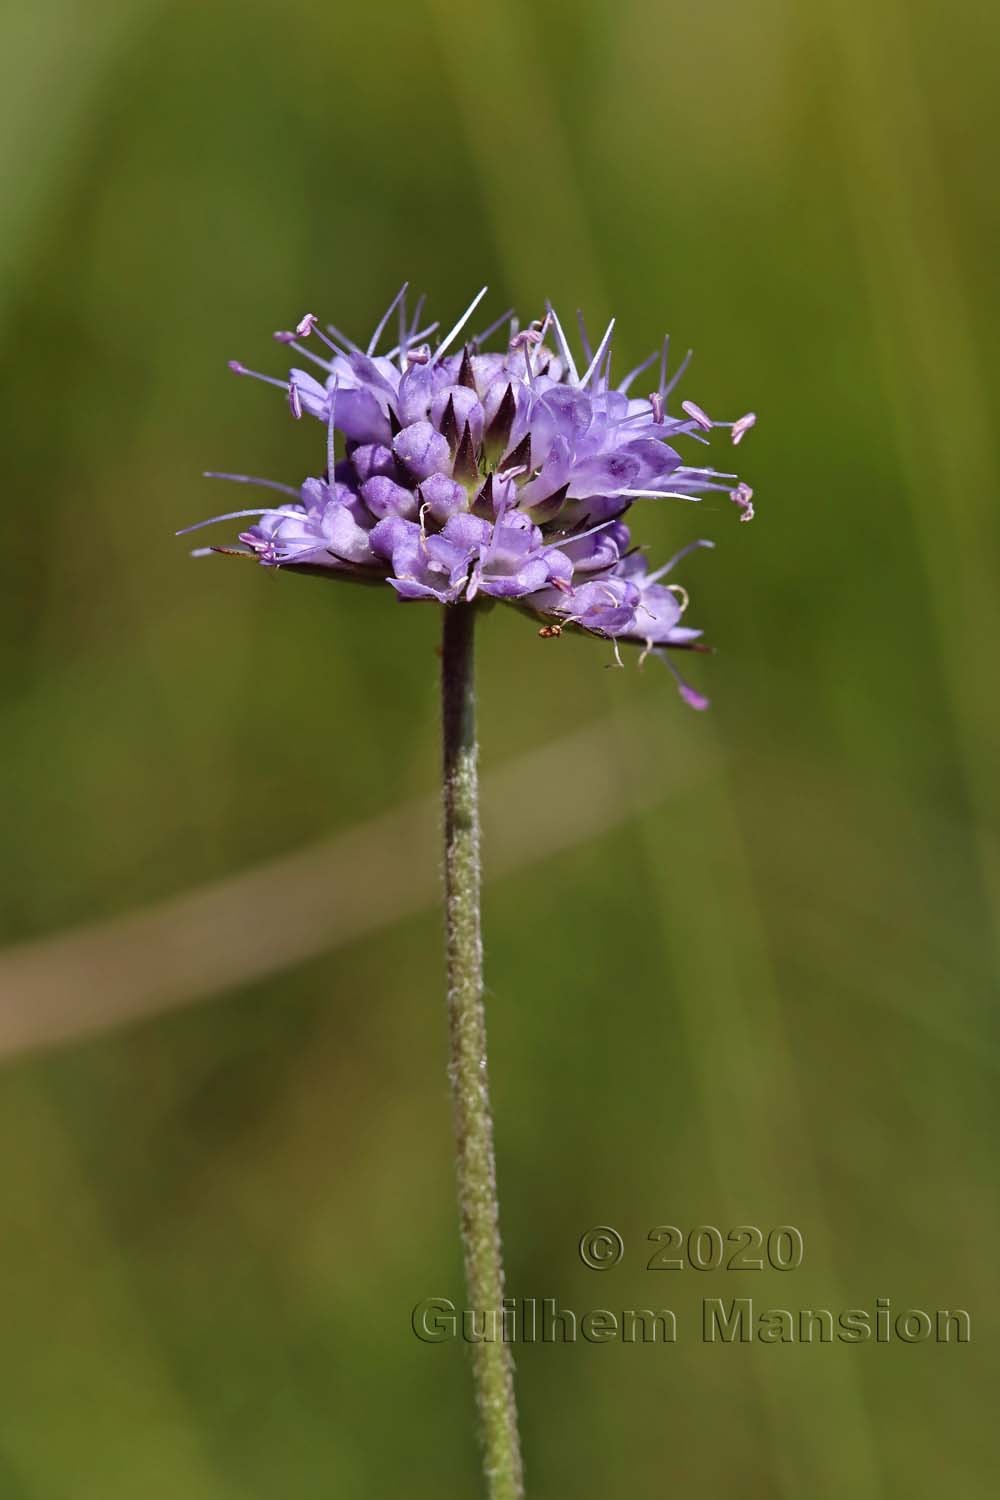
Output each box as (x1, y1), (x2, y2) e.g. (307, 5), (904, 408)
(1, 0), (998, 1494)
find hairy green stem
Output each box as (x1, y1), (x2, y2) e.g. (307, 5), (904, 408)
(440, 602), (524, 1500)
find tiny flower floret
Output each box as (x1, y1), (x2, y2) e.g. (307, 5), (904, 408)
(183, 288), (757, 707)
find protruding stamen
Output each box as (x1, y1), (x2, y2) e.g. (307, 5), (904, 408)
(618, 349), (659, 395)
(177, 506), (303, 536)
(681, 399), (713, 431)
(545, 518), (615, 549)
(367, 283), (409, 356)
(392, 292), (426, 365)
(433, 287), (489, 365)
(311, 326), (351, 360)
(645, 537), (715, 584)
(619, 489), (701, 502)
(731, 411), (757, 445)
(288, 382), (302, 420)
(663, 347), (692, 397)
(324, 321), (363, 355)
(544, 302), (580, 385)
(270, 336), (336, 371)
(203, 471), (300, 497)
(397, 291), (408, 364)
(229, 361), (290, 393)
(472, 306), (515, 348)
(406, 344), (431, 366)
(579, 318), (616, 389)
(659, 651), (710, 711)
(649, 392), (664, 424)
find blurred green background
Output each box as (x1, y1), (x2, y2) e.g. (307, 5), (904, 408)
(1, 0), (998, 1494)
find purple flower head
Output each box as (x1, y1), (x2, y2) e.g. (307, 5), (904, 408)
(181, 287), (757, 707)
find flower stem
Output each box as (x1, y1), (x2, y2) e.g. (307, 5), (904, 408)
(440, 601), (524, 1500)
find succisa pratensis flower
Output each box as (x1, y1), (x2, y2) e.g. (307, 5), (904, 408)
(181, 287), (757, 708)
